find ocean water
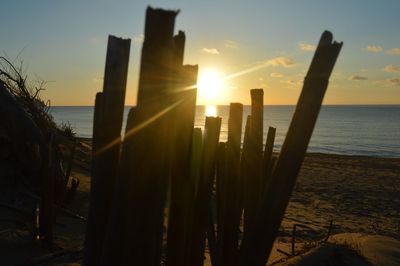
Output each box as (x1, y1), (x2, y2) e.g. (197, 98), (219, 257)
(50, 105), (400, 158)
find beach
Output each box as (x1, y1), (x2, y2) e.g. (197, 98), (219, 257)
(1, 138), (398, 265)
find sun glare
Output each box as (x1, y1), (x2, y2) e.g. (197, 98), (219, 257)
(197, 68), (224, 104)
(205, 105), (217, 117)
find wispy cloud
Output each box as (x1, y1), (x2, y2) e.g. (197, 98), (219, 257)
(366, 45), (382, 52)
(349, 75), (368, 80)
(387, 48), (400, 55)
(388, 78), (400, 86)
(299, 43), (316, 51)
(383, 64), (400, 73)
(266, 57), (295, 67)
(134, 34), (144, 43)
(201, 48), (220, 55)
(270, 72), (283, 78)
(225, 40), (239, 49)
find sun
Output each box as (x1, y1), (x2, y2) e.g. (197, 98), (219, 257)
(197, 68), (224, 104)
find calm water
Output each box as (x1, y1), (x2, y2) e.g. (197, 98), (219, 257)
(51, 105), (400, 158)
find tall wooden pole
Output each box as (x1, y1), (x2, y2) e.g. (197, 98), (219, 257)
(188, 116), (221, 266)
(262, 126), (276, 191)
(117, 7), (179, 266)
(243, 89), (264, 234)
(218, 103), (243, 266)
(84, 35), (130, 266)
(238, 31), (342, 266)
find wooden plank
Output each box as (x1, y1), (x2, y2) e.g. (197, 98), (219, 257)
(118, 7), (179, 266)
(183, 128), (203, 265)
(188, 116), (222, 266)
(243, 89), (264, 234)
(84, 35), (130, 266)
(218, 103), (243, 266)
(238, 31), (342, 266)
(166, 63), (199, 266)
(262, 126), (276, 191)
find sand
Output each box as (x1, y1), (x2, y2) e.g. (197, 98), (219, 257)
(1, 139), (399, 265)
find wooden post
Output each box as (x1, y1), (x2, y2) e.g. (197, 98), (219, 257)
(262, 126), (276, 192)
(100, 107), (137, 266)
(84, 35), (130, 266)
(111, 7), (179, 266)
(183, 128), (203, 265)
(238, 31), (342, 266)
(166, 63), (198, 266)
(218, 103), (243, 266)
(188, 116), (221, 266)
(243, 89), (264, 234)
(216, 141), (227, 240)
(240, 114), (251, 226)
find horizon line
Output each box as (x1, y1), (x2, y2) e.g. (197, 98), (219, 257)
(50, 104), (400, 107)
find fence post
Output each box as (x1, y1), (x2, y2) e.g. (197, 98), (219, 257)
(188, 116), (221, 266)
(84, 35), (130, 266)
(238, 31), (342, 266)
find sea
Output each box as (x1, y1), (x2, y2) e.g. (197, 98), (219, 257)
(50, 105), (400, 158)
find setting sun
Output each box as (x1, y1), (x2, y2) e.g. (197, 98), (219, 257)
(197, 68), (225, 104)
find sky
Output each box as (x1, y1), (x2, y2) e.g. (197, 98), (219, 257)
(1, 0), (399, 106)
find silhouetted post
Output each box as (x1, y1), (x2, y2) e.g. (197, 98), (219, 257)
(239, 114), (251, 228)
(188, 116), (221, 266)
(218, 103), (243, 266)
(166, 62), (198, 265)
(238, 31), (342, 266)
(216, 141), (227, 237)
(100, 107), (137, 266)
(183, 128), (203, 265)
(262, 126), (276, 191)
(243, 89), (264, 234)
(84, 35), (130, 266)
(112, 7), (179, 266)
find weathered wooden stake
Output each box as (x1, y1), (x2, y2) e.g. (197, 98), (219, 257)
(166, 62), (198, 266)
(218, 103), (243, 266)
(238, 31), (342, 266)
(183, 127), (203, 265)
(84, 35), (130, 266)
(243, 89), (264, 234)
(262, 126), (276, 191)
(188, 116), (221, 266)
(113, 7), (178, 266)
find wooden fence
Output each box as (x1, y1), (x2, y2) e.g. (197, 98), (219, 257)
(84, 6), (342, 266)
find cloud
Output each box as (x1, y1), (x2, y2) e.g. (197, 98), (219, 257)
(270, 72), (283, 78)
(225, 40), (239, 49)
(266, 57), (295, 67)
(384, 64), (400, 73)
(201, 48), (220, 55)
(366, 45), (382, 52)
(387, 48), (400, 55)
(389, 78), (400, 86)
(349, 75), (368, 80)
(134, 34), (144, 43)
(299, 43), (316, 51)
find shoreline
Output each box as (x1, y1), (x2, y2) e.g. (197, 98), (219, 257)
(77, 137), (400, 159)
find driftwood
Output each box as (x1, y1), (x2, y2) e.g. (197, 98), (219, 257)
(238, 31), (342, 266)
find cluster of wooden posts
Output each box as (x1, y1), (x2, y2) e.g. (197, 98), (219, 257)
(84, 7), (342, 266)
